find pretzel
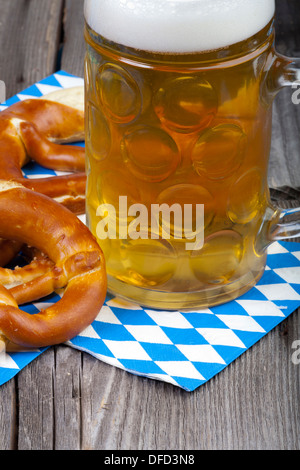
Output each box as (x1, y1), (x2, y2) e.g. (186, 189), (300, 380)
(0, 181), (107, 350)
(0, 87), (87, 214)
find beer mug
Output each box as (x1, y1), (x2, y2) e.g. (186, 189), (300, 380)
(83, 0), (300, 309)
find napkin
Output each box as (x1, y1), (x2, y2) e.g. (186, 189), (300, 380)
(0, 72), (299, 392)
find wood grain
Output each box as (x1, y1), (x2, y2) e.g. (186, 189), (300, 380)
(0, 0), (299, 450)
(60, 0), (86, 77)
(269, 0), (300, 196)
(0, 0), (64, 98)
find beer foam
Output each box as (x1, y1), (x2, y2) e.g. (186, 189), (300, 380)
(84, 0), (275, 53)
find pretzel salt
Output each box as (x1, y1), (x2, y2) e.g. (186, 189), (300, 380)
(0, 87), (86, 214)
(0, 181), (106, 350)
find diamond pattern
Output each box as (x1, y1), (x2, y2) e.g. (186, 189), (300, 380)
(0, 74), (299, 391)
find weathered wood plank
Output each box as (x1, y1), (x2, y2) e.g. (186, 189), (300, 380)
(275, 0), (300, 56)
(53, 346), (82, 450)
(17, 349), (55, 450)
(270, 89), (300, 193)
(16, 345), (84, 450)
(269, 0), (300, 194)
(0, 0), (64, 98)
(60, 0), (86, 77)
(0, 379), (17, 450)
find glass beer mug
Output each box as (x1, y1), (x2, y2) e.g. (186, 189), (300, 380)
(83, 0), (300, 309)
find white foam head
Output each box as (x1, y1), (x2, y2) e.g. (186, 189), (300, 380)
(84, 0), (275, 53)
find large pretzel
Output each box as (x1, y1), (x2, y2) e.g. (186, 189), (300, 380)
(0, 181), (107, 351)
(0, 87), (86, 215)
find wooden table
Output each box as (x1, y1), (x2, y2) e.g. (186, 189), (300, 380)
(0, 0), (299, 451)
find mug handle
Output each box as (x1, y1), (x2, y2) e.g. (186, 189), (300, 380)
(270, 207), (300, 241)
(263, 53), (300, 247)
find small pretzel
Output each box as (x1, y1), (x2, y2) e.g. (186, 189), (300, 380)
(0, 180), (107, 349)
(0, 87), (86, 214)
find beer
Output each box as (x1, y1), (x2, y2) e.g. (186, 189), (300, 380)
(84, 0), (277, 309)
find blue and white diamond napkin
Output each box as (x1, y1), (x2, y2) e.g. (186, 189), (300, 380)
(0, 73), (299, 392)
